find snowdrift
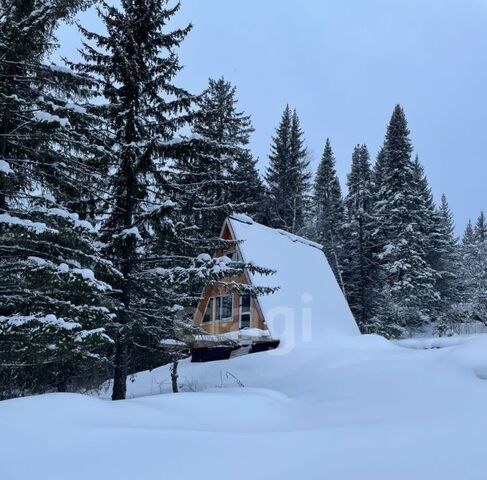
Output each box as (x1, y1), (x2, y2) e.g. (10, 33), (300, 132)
(228, 214), (360, 347)
(3, 334), (487, 480)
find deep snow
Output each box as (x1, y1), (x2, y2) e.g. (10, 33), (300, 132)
(2, 334), (487, 480)
(228, 215), (360, 346)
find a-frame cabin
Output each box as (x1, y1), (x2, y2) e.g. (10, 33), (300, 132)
(192, 214), (359, 362)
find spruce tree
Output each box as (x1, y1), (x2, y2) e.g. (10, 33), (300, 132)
(192, 77), (265, 228)
(265, 106), (311, 233)
(463, 220), (475, 245)
(370, 105), (438, 337)
(232, 151), (266, 222)
(411, 156), (437, 244)
(0, 0), (116, 398)
(312, 138), (345, 291)
(458, 213), (487, 326)
(475, 211), (487, 242)
(434, 194), (460, 319)
(458, 219), (476, 320)
(75, 0), (274, 400)
(371, 146), (387, 198)
(411, 157), (444, 317)
(342, 144), (374, 328)
(0, 214), (117, 398)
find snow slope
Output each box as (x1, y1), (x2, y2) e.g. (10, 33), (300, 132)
(3, 334), (487, 480)
(228, 215), (360, 347)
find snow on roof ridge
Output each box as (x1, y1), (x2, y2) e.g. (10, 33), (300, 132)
(274, 229), (323, 250)
(229, 213), (323, 250)
(229, 213), (254, 224)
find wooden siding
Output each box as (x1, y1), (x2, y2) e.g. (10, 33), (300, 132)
(193, 221), (267, 336)
(193, 278), (266, 335)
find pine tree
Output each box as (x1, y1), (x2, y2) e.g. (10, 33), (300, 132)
(312, 138), (345, 291)
(75, 0), (274, 400)
(370, 105), (438, 337)
(342, 144), (374, 328)
(265, 106), (311, 233)
(192, 77), (265, 228)
(0, 0), (116, 398)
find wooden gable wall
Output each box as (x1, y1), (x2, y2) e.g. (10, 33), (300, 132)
(193, 221), (266, 335)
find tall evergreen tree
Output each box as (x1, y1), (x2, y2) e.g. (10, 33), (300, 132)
(0, 214), (117, 398)
(475, 211), (487, 242)
(265, 106), (311, 233)
(192, 77), (265, 227)
(75, 0), (196, 400)
(411, 156), (437, 245)
(434, 194), (459, 307)
(75, 0), (274, 400)
(371, 146), (387, 198)
(342, 144), (374, 328)
(0, 0), (116, 398)
(458, 213), (487, 326)
(410, 157), (447, 316)
(463, 220), (475, 245)
(312, 138), (345, 291)
(232, 151), (266, 222)
(370, 105), (438, 337)
(0, 0), (100, 203)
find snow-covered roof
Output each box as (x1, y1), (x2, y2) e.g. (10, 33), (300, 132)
(227, 214), (359, 347)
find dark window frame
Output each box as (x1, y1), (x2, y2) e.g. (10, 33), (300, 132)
(239, 294), (252, 329)
(214, 295), (233, 323)
(202, 298), (214, 323)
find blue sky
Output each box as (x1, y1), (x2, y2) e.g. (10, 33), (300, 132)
(56, 0), (487, 233)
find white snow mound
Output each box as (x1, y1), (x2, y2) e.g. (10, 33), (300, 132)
(229, 215), (360, 347)
(4, 334), (487, 480)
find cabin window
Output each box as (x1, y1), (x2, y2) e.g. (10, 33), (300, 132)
(215, 295), (233, 322)
(239, 294), (252, 329)
(202, 298), (214, 323)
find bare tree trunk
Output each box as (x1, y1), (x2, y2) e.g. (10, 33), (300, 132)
(112, 340), (128, 400)
(56, 364), (68, 393)
(111, 153), (136, 401)
(171, 358), (179, 393)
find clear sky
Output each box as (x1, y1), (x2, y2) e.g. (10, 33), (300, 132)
(56, 0), (487, 233)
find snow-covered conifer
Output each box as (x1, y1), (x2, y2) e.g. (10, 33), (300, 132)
(311, 138), (345, 291)
(0, 0), (116, 398)
(342, 144), (375, 328)
(475, 211), (487, 242)
(457, 213), (487, 327)
(75, 0), (274, 400)
(265, 106), (311, 234)
(191, 77), (265, 230)
(369, 105), (438, 337)
(434, 194), (460, 316)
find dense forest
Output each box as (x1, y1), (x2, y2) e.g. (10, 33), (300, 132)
(1, 0), (485, 400)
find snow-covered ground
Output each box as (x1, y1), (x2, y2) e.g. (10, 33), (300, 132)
(396, 333), (487, 350)
(3, 334), (487, 480)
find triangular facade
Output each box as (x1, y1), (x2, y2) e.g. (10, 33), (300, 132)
(192, 214), (359, 361)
